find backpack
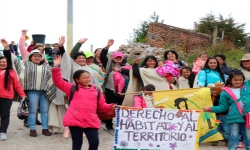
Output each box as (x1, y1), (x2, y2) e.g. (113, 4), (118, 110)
(68, 85), (115, 120)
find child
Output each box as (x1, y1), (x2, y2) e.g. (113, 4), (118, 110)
(113, 65), (132, 94)
(52, 55), (116, 150)
(178, 66), (197, 89)
(133, 84), (155, 108)
(192, 52), (208, 74)
(203, 69), (250, 150)
(156, 60), (179, 89)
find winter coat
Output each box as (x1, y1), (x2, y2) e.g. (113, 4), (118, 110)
(156, 60), (180, 77)
(192, 58), (205, 74)
(52, 67), (113, 129)
(211, 80), (250, 124)
(221, 64), (232, 76)
(133, 94), (155, 108)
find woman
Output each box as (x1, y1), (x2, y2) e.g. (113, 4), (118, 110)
(164, 50), (188, 68)
(1, 38), (54, 137)
(198, 57), (228, 146)
(239, 53), (250, 80)
(214, 54), (232, 76)
(93, 48), (105, 71)
(0, 46), (26, 141)
(27, 41), (36, 53)
(178, 66), (197, 89)
(198, 57), (225, 87)
(70, 39), (105, 87)
(100, 39), (130, 131)
(122, 56), (171, 107)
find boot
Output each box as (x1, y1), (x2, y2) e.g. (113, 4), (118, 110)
(42, 129), (51, 136)
(30, 130), (37, 137)
(24, 118), (29, 127)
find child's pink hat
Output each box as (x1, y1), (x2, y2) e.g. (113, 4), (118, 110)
(112, 52), (124, 59)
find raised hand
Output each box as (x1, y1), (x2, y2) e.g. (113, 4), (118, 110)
(0, 38), (10, 50)
(105, 39), (114, 48)
(21, 29), (28, 36)
(134, 58), (141, 64)
(58, 36), (65, 47)
(78, 38), (88, 44)
(53, 55), (62, 66)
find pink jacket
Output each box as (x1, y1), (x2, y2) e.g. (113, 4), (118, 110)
(133, 95), (146, 108)
(156, 60), (179, 77)
(52, 68), (113, 129)
(192, 58), (205, 74)
(0, 70), (26, 99)
(113, 65), (132, 94)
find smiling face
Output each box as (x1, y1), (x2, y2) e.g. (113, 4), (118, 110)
(37, 46), (45, 54)
(74, 55), (86, 66)
(86, 57), (93, 65)
(207, 59), (218, 70)
(75, 72), (91, 87)
(167, 52), (177, 61)
(181, 68), (191, 79)
(0, 58), (7, 69)
(30, 53), (42, 65)
(231, 75), (244, 88)
(94, 49), (102, 57)
(146, 58), (156, 68)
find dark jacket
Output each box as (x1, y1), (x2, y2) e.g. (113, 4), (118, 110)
(221, 64), (232, 76)
(9, 44), (18, 55)
(45, 47), (52, 55)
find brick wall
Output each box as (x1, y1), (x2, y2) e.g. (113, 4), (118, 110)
(146, 23), (217, 49)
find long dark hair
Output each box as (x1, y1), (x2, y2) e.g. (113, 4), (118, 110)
(225, 69), (245, 87)
(141, 55), (158, 68)
(73, 70), (90, 91)
(0, 56), (13, 90)
(203, 57), (225, 82)
(180, 66), (196, 88)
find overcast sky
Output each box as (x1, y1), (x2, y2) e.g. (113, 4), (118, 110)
(0, 0), (249, 52)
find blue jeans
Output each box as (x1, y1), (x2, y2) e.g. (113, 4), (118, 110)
(26, 90), (49, 130)
(217, 115), (230, 141)
(69, 127), (99, 150)
(228, 123), (250, 150)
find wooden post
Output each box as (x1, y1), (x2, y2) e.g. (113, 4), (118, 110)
(245, 37), (250, 53)
(67, 0), (73, 53)
(221, 31), (224, 43)
(212, 26), (218, 47)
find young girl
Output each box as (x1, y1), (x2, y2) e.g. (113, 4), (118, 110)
(52, 55), (116, 150)
(156, 60), (179, 89)
(178, 66), (197, 89)
(133, 84), (156, 108)
(204, 69), (250, 150)
(0, 54), (26, 141)
(192, 52), (208, 74)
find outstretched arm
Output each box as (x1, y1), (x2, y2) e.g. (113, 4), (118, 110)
(70, 38), (88, 59)
(19, 30), (29, 60)
(58, 36), (66, 55)
(100, 39), (114, 68)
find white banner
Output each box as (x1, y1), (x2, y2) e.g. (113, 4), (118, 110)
(114, 107), (201, 150)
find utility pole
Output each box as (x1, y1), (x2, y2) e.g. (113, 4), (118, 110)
(212, 26), (218, 47)
(91, 45), (93, 52)
(67, 0), (73, 53)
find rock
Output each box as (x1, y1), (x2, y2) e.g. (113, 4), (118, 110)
(114, 43), (166, 60)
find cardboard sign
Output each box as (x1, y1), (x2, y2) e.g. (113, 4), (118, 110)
(114, 107), (201, 150)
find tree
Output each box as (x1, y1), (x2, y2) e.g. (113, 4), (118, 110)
(198, 12), (247, 47)
(127, 12), (164, 43)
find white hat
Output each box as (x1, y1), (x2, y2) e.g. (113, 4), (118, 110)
(26, 49), (46, 61)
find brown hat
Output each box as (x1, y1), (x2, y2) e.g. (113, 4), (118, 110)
(239, 53), (250, 61)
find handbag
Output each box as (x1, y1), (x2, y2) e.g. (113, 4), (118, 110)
(69, 85), (116, 120)
(17, 97), (29, 120)
(246, 113), (250, 128)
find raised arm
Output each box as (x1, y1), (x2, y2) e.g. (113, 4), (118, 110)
(70, 38), (88, 59)
(132, 58), (141, 78)
(51, 55), (72, 96)
(19, 30), (29, 60)
(58, 36), (66, 55)
(100, 39), (114, 68)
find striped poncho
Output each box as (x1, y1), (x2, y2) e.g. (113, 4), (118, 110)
(10, 53), (56, 103)
(89, 63), (105, 87)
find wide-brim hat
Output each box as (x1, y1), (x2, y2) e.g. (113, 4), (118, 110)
(239, 53), (250, 61)
(26, 49), (46, 61)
